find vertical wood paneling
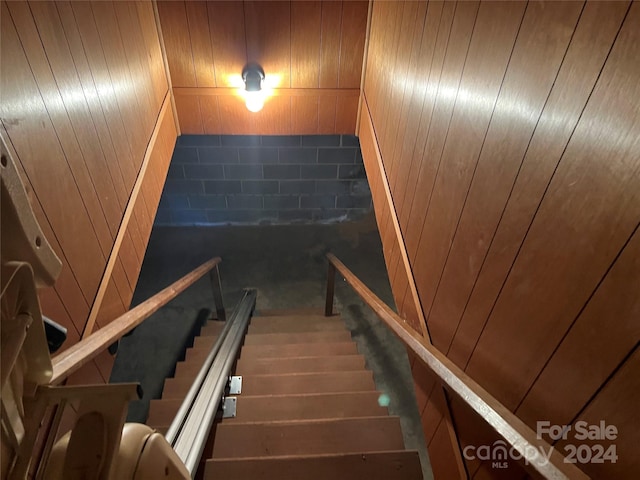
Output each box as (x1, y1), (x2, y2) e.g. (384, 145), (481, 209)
(174, 94), (204, 134)
(557, 347), (640, 479)
(291, 1), (321, 88)
(447, 0), (630, 368)
(362, 1), (639, 478)
(156, 1), (196, 87)
(517, 226), (640, 427)
(200, 96), (223, 134)
(2, 1), (173, 383)
(245, 1), (291, 88)
(185, 1), (216, 87)
(396, 1), (455, 232)
(3, 3), (106, 303)
(207, 1), (247, 88)
(419, 0), (580, 350)
(319, 1), (342, 88)
(464, 1), (640, 409)
(291, 96), (319, 134)
(160, 1), (366, 134)
(338, 1), (368, 88)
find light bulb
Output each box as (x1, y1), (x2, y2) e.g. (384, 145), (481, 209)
(245, 91), (264, 113)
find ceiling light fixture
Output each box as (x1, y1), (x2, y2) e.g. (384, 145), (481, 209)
(242, 64), (265, 113)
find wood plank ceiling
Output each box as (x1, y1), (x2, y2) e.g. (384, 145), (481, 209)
(158, 1), (369, 135)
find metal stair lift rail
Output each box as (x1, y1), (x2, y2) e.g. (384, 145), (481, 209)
(169, 289), (257, 476)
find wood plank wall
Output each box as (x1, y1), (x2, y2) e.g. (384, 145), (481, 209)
(1, 1), (176, 385)
(360, 1), (640, 478)
(157, 0), (368, 135)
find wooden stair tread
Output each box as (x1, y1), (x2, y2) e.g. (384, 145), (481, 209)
(162, 371), (376, 399)
(203, 450), (423, 480)
(240, 342), (357, 358)
(212, 416), (406, 458)
(199, 322), (225, 337)
(252, 308), (329, 317)
(248, 321), (346, 334)
(224, 392), (387, 423)
(183, 342), (358, 363)
(235, 355), (366, 375)
(242, 331), (352, 346)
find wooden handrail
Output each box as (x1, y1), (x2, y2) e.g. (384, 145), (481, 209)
(325, 253), (589, 480)
(50, 257), (223, 385)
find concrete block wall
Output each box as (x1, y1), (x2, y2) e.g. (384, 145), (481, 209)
(155, 135), (372, 225)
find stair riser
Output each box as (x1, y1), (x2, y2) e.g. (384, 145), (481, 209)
(161, 371), (377, 399)
(235, 356), (365, 375)
(242, 331), (352, 346)
(248, 322), (346, 334)
(226, 392), (387, 423)
(185, 343), (358, 363)
(204, 451), (423, 480)
(212, 417), (406, 458)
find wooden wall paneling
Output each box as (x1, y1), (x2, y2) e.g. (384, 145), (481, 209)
(427, 396), (466, 480)
(94, 349), (116, 384)
(386, 1), (428, 194)
(38, 288), (81, 348)
(291, 1), (321, 88)
(412, 359), (437, 415)
(517, 225), (640, 427)
(334, 94), (359, 133)
(135, 1), (169, 110)
(245, 1), (291, 88)
(29, 1), (123, 242)
(207, 1), (247, 87)
(400, 0), (479, 263)
(156, 1), (196, 87)
(70, 2), (148, 261)
(558, 347), (640, 479)
(359, 102), (424, 334)
(447, 395), (531, 479)
(380, 1), (421, 175)
(200, 95), (223, 134)
(184, 1), (216, 88)
(464, 2), (640, 410)
(56, 2), (129, 217)
(3, 3), (106, 305)
(448, 0), (630, 369)
(174, 93), (205, 134)
(338, 1), (368, 89)
(319, 0), (342, 88)
(318, 96), (337, 133)
(95, 279), (127, 330)
(111, 258), (133, 308)
(254, 95), (292, 135)
(396, 1), (455, 233)
(116, 2), (158, 134)
(115, 232), (142, 300)
(390, 1), (444, 218)
(66, 359), (105, 385)
(69, 3), (134, 190)
(370, 1), (404, 145)
(291, 96), (319, 134)
(91, 1), (148, 166)
(361, 0), (389, 119)
(419, 0), (579, 350)
(81, 94), (176, 338)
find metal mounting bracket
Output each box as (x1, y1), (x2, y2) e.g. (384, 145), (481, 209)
(221, 397), (236, 418)
(228, 376), (242, 395)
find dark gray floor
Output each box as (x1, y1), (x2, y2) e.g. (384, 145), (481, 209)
(111, 214), (432, 479)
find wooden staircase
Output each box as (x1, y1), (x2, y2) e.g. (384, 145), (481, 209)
(146, 310), (423, 479)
